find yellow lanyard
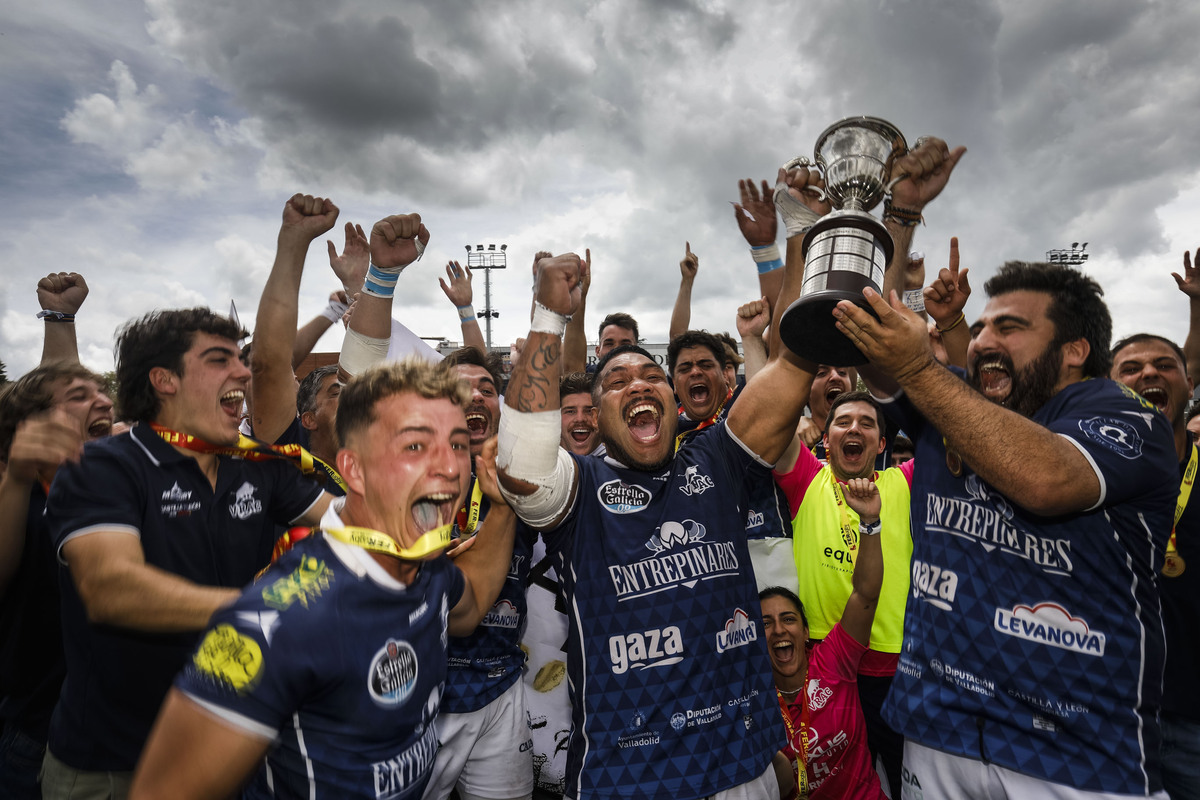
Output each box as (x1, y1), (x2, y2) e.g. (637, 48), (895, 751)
(1164, 444), (1198, 577)
(777, 688), (810, 799)
(830, 478), (859, 554)
(323, 524), (454, 560)
(457, 477), (484, 535)
(152, 424), (348, 493)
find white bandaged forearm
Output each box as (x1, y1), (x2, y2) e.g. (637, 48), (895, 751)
(497, 409), (576, 528)
(774, 188), (821, 239)
(338, 327), (390, 378)
(497, 409), (561, 480)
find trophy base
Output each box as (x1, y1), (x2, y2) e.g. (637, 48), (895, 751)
(778, 211), (893, 367)
(779, 290), (877, 367)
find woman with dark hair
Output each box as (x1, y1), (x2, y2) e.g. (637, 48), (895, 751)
(760, 476), (887, 800)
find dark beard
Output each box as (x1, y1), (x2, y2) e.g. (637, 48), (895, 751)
(971, 343), (1063, 418)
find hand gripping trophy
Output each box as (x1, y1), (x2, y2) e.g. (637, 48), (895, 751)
(778, 116), (907, 366)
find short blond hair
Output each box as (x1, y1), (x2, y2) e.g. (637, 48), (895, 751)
(335, 358), (471, 445)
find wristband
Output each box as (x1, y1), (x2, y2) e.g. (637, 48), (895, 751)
(457, 304), (475, 322)
(362, 262), (399, 299)
(530, 301), (570, 336)
(319, 298), (349, 323)
(859, 519), (882, 537)
(751, 244), (784, 274)
(903, 289), (926, 314)
(936, 312), (965, 333)
(37, 310), (75, 322)
(883, 200), (923, 227)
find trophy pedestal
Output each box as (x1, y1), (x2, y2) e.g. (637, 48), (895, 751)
(779, 210), (894, 367)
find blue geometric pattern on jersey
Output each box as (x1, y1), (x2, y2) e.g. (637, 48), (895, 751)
(545, 421), (784, 800)
(881, 375), (1176, 794)
(442, 524), (533, 713)
(177, 534), (464, 800)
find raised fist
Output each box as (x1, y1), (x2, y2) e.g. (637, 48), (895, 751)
(533, 254), (583, 317)
(37, 272), (89, 315)
(371, 213), (430, 270)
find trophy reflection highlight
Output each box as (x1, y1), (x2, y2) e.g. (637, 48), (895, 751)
(778, 116), (907, 366)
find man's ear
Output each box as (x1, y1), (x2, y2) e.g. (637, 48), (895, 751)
(875, 436), (887, 457)
(337, 447), (365, 495)
(1061, 338), (1090, 372)
(301, 411), (318, 432)
(149, 367), (178, 398)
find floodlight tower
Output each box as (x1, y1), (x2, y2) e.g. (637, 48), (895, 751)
(464, 243), (507, 349)
(1045, 242), (1089, 265)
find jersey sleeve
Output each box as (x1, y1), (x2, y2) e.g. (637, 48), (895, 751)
(815, 623), (868, 683)
(45, 444), (143, 560)
(175, 597), (313, 740)
(773, 441), (823, 519)
(1048, 383), (1178, 510)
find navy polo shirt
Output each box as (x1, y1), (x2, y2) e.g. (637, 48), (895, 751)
(44, 422), (324, 771)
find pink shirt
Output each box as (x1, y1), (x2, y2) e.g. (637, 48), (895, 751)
(779, 623), (887, 800)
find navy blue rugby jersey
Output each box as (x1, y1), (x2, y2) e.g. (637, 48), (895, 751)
(545, 420), (784, 800)
(880, 374), (1176, 794)
(177, 531), (464, 800)
(442, 520), (533, 713)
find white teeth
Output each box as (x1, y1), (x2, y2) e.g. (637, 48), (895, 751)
(773, 641), (793, 650)
(221, 390), (245, 403)
(626, 403), (659, 422)
(423, 492), (454, 501)
(466, 413), (486, 422)
(980, 361), (1006, 373)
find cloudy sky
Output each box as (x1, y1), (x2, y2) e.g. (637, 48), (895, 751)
(3, 0), (1200, 380)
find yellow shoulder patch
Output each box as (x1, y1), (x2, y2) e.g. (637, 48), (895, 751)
(261, 554), (334, 611)
(1115, 380), (1159, 412)
(194, 624), (264, 692)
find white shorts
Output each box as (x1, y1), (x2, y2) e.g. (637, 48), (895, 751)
(900, 740), (1169, 800)
(423, 680), (533, 800)
(705, 763), (779, 800)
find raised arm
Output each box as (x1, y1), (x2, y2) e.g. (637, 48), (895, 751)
(736, 297), (771, 382)
(250, 194), (339, 444)
(337, 212), (429, 380)
(0, 412), (83, 593)
(1172, 247), (1200, 381)
(439, 261), (486, 357)
(63, 531), (239, 631)
(839, 478), (884, 648)
(560, 249), (590, 374)
(496, 254), (583, 529)
(923, 237), (972, 369)
(292, 290), (349, 370)
(833, 289), (1100, 516)
(37, 272), (89, 364)
(669, 243), (699, 341)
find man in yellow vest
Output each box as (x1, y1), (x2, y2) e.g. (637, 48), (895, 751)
(774, 390), (913, 798)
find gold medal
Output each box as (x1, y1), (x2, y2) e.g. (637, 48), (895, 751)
(1163, 553), (1186, 578)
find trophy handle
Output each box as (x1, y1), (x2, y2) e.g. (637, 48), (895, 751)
(782, 156), (828, 203)
(884, 173), (907, 197)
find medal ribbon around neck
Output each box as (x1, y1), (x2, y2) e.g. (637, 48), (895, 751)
(776, 685), (811, 799)
(323, 524), (454, 560)
(456, 475), (484, 535)
(1164, 442), (1198, 577)
(151, 423), (348, 493)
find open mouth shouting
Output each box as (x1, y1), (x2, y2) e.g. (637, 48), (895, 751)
(625, 400), (663, 445)
(87, 417), (114, 439)
(1137, 384), (1169, 415)
(411, 491), (459, 539)
(973, 356), (1013, 403)
(568, 422), (596, 446)
(769, 636), (799, 672)
(220, 389), (246, 420)
(464, 405), (493, 444)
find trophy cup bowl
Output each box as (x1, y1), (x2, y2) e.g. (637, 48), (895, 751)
(778, 116), (906, 366)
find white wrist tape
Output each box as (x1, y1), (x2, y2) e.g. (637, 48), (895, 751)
(530, 302), (570, 336)
(497, 408), (576, 528)
(497, 409), (562, 479)
(903, 289), (926, 314)
(320, 298), (350, 323)
(774, 188), (821, 239)
(338, 327), (390, 378)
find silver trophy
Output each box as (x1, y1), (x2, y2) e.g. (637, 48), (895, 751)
(778, 116), (907, 366)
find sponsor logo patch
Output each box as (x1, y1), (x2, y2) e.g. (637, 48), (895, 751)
(1078, 416), (1143, 459)
(193, 623), (263, 692)
(597, 479), (652, 514)
(679, 465), (716, 497)
(228, 481), (263, 520)
(368, 639), (418, 707)
(715, 608), (757, 653)
(261, 555), (333, 610)
(481, 599), (521, 629)
(606, 519), (739, 600)
(994, 602), (1106, 656)
(609, 626), (684, 674)
(910, 560), (958, 611)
